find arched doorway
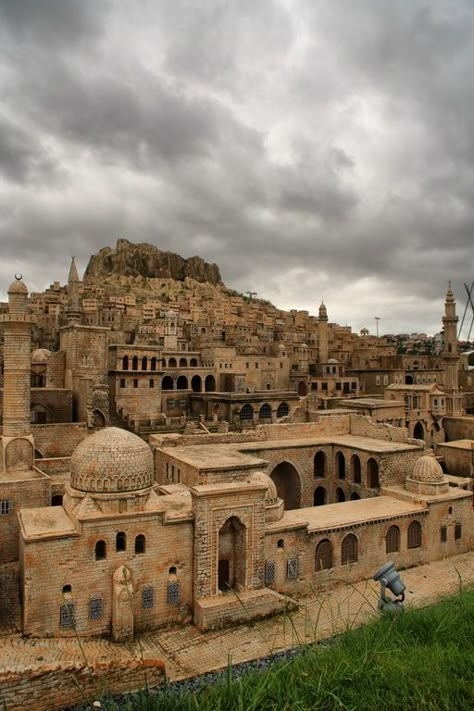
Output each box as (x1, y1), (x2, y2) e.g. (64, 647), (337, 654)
(218, 517), (246, 592)
(314, 486), (326, 506)
(276, 402), (289, 418)
(179, 358), (188, 367)
(205, 375), (216, 392)
(162, 375), (174, 390)
(350, 492), (360, 501)
(298, 381), (308, 396)
(405, 374), (413, 384)
(335, 451), (345, 479)
(367, 458), (379, 488)
(336, 487), (345, 503)
(314, 451), (326, 478)
(350, 454), (361, 483)
(93, 409), (106, 428)
(191, 375), (202, 392)
(31, 404), (51, 424)
(176, 375), (188, 390)
(413, 422), (424, 441)
(270, 461), (301, 510)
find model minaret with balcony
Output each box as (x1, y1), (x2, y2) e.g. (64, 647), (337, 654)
(441, 284), (463, 416)
(318, 302), (329, 364)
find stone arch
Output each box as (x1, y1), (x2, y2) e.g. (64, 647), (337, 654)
(407, 520), (422, 549)
(386, 525), (400, 554)
(314, 486), (326, 506)
(141, 357), (147, 370)
(314, 450), (326, 478)
(179, 357), (188, 367)
(218, 516), (246, 592)
(259, 403), (272, 420)
(205, 374), (216, 392)
(31, 403), (52, 424)
(93, 409), (106, 428)
(270, 461), (302, 510)
(162, 375), (174, 390)
(176, 375), (188, 390)
(335, 451), (346, 479)
(298, 381), (308, 396)
(350, 454), (361, 483)
(190, 357), (198, 367)
(336, 487), (345, 502)
(168, 357), (177, 368)
(413, 422), (425, 441)
(122, 355), (129, 370)
(350, 492), (360, 500)
(367, 458), (379, 488)
(315, 539), (332, 571)
(405, 374), (413, 384)
(276, 402), (289, 418)
(131, 356), (138, 370)
(191, 375), (202, 392)
(240, 404), (254, 421)
(341, 534), (358, 564)
(222, 374), (234, 392)
(5, 439), (33, 472)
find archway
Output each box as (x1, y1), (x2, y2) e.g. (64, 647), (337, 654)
(314, 451), (326, 478)
(218, 517), (246, 592)
(162, 376), (174, 390)
(350, 454), (361, 483)
(93, 409), (106, 428)
(240, 404), (254, 422)
(190, 358), (198, 367)
(179, 358), (188, 367)
(335, 451), (345, 479)
(315, 540), (332, 571)
(205, 375), (216, 392)
(405, 374), (413, 384)
(132, 356), (138, 370)
(176, 375), (188, 390)
(31, 404), (51, 424)
(276, 402), (289, 418)
(336, 487), (345, 503)
(367, 458), (379, 488)
(168, 357), (177, 368)
(191, 375), (202, 392)
(350, 492), (360, 501)
(313, 486), (326, 506)
(259, 403), (272, 420)
(270, 461), (301, 510)
(413, 422), (425, 441)
(298, 381), (308, 396)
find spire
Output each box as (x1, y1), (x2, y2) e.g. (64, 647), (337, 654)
(68, 256), (79, 284)
(319, 301), (328, 322)
(445, 281), (454, 303)
(65, 257), (82, 325)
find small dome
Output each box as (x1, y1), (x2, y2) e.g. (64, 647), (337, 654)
(301, 343), (308, 349)
(411, 453), (444, 483)
(327, 358), (339, 364)
(250, 471), (278, 502)
(70, 427), (153, 494)
(8, 278), (28, 295)
(319, 302), (328, 321)
(32, 348), (51, 364)
(277, 343), (286, 351)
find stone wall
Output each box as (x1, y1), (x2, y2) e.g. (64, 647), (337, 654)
(443, 416), (474, 441)
(32, 422), (88, 458)
(349, 414), (410, 442)
(0, 658), (165, 711)
(0, 562), (21, 632)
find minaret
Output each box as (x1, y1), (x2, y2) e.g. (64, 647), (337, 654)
(0, 276), (35, 472)
(441, 283), (463, 416)
(65, 256), (82, 325)
(318, 301), (328, 363)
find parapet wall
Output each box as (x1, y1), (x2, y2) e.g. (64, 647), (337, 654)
(0, 659), (165, 711)
(349, 414), (410, 442)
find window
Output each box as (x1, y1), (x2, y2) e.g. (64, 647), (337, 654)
(277, 402), (289, 418)
(95, 540), (106, 560)
(440, 526), (447, 543)
(277, 539), (285, 549)
(116, 531), (126, 552)
(135, 534), (146, 554)
(122, 355), (129, 370)
(315, 540), (333, 571)
(287, 557), (298, 580)
(120, 378), (126, 388)
(59, 602), (75, 628)
(255, 362), (259, 369)
(407, 521), (422, 549)
(265, 560), (276, 584)
(341, 534), (358, 564)
(1, 499), (13, 516)
(455, 524), (462, 541)
(132, 356), (138, 370)
(240, 404), (254, 421)
(259, 403), (272, 419)
(385, 526), (400, 554)
(142, 585), (154, 609)
(149, 379), (154, 388)
(314, 451), (326, 478)
(375, 376), (381, 386)
(167, 581), (180, 605)
(88, 595), (103, 620)
(133, 379), (138, 388)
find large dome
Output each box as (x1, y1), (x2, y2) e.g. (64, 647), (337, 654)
(411, 453), (444, 483)
(70, 427), (154, 493)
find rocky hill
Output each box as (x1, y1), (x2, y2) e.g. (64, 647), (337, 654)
(84, 239), (223, 286)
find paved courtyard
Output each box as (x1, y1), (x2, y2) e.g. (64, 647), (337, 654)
(1, 551), (473, 683)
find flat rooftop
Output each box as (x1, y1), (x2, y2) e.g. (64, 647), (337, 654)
(19, 506), (77, 540)
(236, 435), (419, 454)
(160, 445), (268, 471)
(438, 440), (474, 450)
(266, 496), (426, 533)
(0, 468), (48, 483)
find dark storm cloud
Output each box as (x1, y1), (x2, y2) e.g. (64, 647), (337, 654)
(0, 0), (473, 333)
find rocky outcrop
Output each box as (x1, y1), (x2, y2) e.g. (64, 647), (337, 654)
(84, 239), (223, 286)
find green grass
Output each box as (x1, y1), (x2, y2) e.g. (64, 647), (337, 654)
(109, 588), (474, 711)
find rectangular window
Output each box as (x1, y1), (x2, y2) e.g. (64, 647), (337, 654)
(133, 379), (138, 388)
(149, 379), (154, 388)
(335, 382), (341, 390)
(322, 382), (328, 391)
(440, 526), (447, 543)
(246, 363), (249, 369)
(120, 378), (126, 388)
(455, 524), (462, 541)
(0, 500), (13, 516)
(59, 602), (75, 628)
(167, 581), (180, 605)
(142, 585), (155, 609)
(287, 557), (298, 580)
(280, 362), (283, 368)
(255, 363), (259, 368)
(265, 560), (276, 585)
(88, 596), (103, 620)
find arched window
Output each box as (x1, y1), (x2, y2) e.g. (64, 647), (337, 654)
(315, 539), (333, 571)
(336, 487), (345, 503)
(386, 525), (400, 554)
(259, 403), (272, 420)
(407, 521), (422, 549)
(141, 356), (147, 370)
(277, 402), (289, 418)
(179, 357), (187, 367)
(162, 375), (174, 390)
(190, 358), (198, 367)
(205, 374), (216, 392)
(335, 451), (345, 479)
(341, 534), (358, 564)
(150, 357), (157, 370)
(62, 584), (72, 594)
(314, 486), (326, 506)
(240, 404), (254, 421)
(191, 375), (202, 392)
(277, 539), (285, 549)
(132, 356), (138, 370)
(314, 451), (326, 478)
(116, 531), (126, 552)
(135, 534), (146, 554)
(367, 458), (379, 488)
(122, 355), (129, 370)
(351, 454), (361, 484)
(168, 357), (177, 368)
(176, 375), (188, 390)
(95, 540), (106, 560)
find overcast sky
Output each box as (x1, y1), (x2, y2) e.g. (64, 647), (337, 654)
(1, 0), (473, 336)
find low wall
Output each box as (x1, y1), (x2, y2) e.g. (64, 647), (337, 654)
(0, 659), (165, 711)
(443, 416), (474, 442)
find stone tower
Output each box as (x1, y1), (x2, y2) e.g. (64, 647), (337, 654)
(318, 301), (329, 364)
(441, 284), (463, 416)
(0, 277), (35, 472)
(64, 256), (82, 325)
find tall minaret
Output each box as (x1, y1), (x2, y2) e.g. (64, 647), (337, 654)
(64, 256), (82, 325)
(318, 301), (329, 363)
(0, 276), (35, 472)
(441, 283), (463, 416)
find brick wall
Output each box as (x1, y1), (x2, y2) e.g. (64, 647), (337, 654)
(443, 416), (474, 441)
(0, 472), (50, 565)
(46, 350), (65, 388)
(32, 423), (88, 457)
(30, 388), (73, 422)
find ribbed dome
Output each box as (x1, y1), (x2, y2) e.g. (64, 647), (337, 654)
(70, 427), (153, 493)
(250, 471), (278, 502)
(32, 348), (51, 364)
(411, 453), (444, 483)
(8, 278), (28, 295)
